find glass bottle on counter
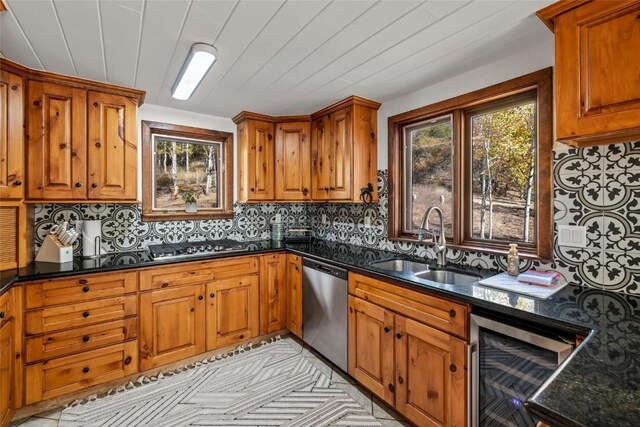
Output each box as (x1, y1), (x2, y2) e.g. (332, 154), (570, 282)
(507, 244), (519, 276)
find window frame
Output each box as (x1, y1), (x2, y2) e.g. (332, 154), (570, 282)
(141, 120), (234, 222)
(387, 68), (553, 260)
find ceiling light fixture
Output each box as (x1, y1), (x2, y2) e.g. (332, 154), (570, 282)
(171, 43), (217, 100)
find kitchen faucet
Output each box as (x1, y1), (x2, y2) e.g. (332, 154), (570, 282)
(417, 206), (447, 268)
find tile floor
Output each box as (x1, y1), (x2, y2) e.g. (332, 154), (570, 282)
(12, 339), (409, 427)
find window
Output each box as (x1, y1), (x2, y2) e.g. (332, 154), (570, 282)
(142, 121), (233, 221)
(388, 69), (552, 259)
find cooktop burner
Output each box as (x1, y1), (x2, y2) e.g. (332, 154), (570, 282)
(147, 239), (248, 261)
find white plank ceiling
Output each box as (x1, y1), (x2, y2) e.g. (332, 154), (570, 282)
(0, 0), (554, 118)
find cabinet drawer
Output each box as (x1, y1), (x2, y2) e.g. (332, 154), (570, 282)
(25, 295), (137, 335)
(25, 341), (138, 404)
(139, 256), (259, 291)
(349, 273), (469, 340)
(25, 271), (137, 309)
(25, 318), (137, 364)
(0, 289), (13, 328)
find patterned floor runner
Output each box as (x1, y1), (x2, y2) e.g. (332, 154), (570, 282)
(59, 338), (382, 427)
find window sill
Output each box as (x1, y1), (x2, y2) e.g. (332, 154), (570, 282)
(386, 236), (551, 263)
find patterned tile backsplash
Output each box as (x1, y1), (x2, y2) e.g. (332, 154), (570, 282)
(34, 141), (640, 294)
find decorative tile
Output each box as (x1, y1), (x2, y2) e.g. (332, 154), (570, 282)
(602, 251), (640, 294)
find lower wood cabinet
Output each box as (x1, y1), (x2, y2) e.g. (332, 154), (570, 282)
(348, 296), (395, 406)
(286, 254), (303, 338)
(206, 275), (259, 350)
(25, 341), (137, 405)
(395, 315), (466, 427)
(0, 318), (15, 427)
(259, 253), (287, 335)
(139, 285), (206, 371)
(348, 275), (468, 427)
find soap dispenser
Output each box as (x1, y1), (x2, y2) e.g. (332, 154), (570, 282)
(507, 244), (519, 276)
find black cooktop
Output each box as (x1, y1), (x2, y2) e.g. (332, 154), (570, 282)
(147, 239), (247, 260)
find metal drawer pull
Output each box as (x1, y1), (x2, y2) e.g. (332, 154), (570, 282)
(396, 332), (402, 339)
(82, 336), (90, 342)
(388, 383), (395, 393)
(449, 364), (457, 373)
(82, 286), (90, 293)
(124, 356), (132, 365)
(82, 311), (90, 318)
(384, 326), (390, 333)
(449, 309), (456, 318)
(210, 293), (215, 298)
(82, 367), (90, 374)
(398, 376), (404, 384)
(198, 295), (204, 300)
(0, 312), (4, 319)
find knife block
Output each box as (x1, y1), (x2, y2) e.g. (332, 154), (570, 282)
(35, 234), (74, 263)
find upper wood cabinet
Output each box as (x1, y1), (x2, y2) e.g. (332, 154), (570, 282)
(234, 96), (380, 202)
(87, 91), (137, 200)
(0, 58), (144, 202)
(27, 82), (87, 200)
(311, 97), (380, 202)
(0, 71), (25, 200)
(236, 116), (275, 202)
(275, 122), (311, 201)
(538, 0), (640, 146)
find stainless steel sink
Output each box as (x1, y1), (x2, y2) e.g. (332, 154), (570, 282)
(414, 269), (481, 285)
(369, 259), (430, 273)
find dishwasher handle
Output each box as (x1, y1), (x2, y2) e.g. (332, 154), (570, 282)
(302, 257), (348, 280)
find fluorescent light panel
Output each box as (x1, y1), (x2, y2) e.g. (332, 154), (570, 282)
(171, 43), (217, 100)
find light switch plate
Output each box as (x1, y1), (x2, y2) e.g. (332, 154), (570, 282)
(557, 225), (587, 248)
(275, 213), (281, 223)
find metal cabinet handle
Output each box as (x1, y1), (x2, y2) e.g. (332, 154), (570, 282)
(388, 383), (395, 393)
(198, 295), (204, 300)
(82, 286), (90, 293)
(75, 182), (82, 188)
(210, 293), (215, 298)
(91, 183), (98, 188)
(82, 311), (90, 318)
(449, 364), (457, 373)
(14, 180), (22, 186)
(398, 376), (404, 384)
(95, 142), (101, 148)
(384, 326), (390, 333)
(449, 309), (456, 318)
(82, 367), (90, 373)
(0, 312), (4, 319)
(124, 356), (132, 365)
(395, 332), (402, 339)
(82, 336), (90, 342)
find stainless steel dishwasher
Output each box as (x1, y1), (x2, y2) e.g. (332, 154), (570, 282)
(302, 258), (348, 372)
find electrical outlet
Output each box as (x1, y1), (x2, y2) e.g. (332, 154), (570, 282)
(557, 225), (587, 248)
(322, 214), (327, 224)
(364, 215), (371, 229)
(275, 213), (281, 223)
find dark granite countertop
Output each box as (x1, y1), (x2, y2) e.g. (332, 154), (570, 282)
(2, 239), (639, 426)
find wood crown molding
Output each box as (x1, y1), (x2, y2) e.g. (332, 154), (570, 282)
(0, 58), (145, 105)
(232, 111), (311, 124)
(232, 95), (381, 124)
(310, 95), (381, 120)
(536, 0), (590, 31)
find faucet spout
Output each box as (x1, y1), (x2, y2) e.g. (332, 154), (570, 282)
(417, 206), (447, 268)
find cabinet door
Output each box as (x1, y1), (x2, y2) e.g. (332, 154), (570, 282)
(259, 253), (287, 335)
(247, 120), (274, 201)
(27, 81), (86, 200)
(286, 254), (303, 338)
(311, 116), (332, 200)
(139, 285), (206, 371)
(395, 315), (466, 427)
(87, 91), (137, 200)
(555, 1), (640, 144)
(329, 107), (352, 200)
(0, 320), (15, 427)
(348, 296), (395, 406)
(206, 275), (259, 350)
(0, 71), (24, 200)
(275, 121), (311, 201)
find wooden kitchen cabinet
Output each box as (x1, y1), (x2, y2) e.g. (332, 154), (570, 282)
(0, 318), (15, 427)
(395, 315), (466, 427)
(348, 296), (395, 406)
(206, 275), (259, 350)
(259, 253), (287, 334)
(139, 285), (206, 370)
(275, 121), (311, 201)
(0, 71), (24, 200)
(27, 81), (87, 200)
(87, 91), (138, 200)
(286, 254), (303, 338)
(311, 97), (380, 202)
(538, 0), (640, 146)
(235, 116), (275, 202)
